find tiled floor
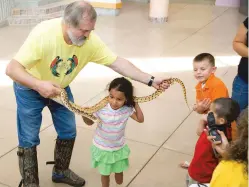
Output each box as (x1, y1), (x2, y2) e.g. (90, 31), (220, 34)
(0, 1), (246, 187)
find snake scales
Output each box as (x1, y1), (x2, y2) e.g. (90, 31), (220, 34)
(51, 78), (189, 123)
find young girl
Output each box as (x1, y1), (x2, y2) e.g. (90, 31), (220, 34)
(85, 77), (144, 187)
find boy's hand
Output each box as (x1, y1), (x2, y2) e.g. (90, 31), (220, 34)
(196, 98), (211, 114)
(131, 102), (144, 123)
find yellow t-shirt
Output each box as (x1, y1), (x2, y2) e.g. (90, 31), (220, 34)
(210, 160), (248, 187)
(14, 18), (117, 88)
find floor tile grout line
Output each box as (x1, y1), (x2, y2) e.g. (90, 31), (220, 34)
(125, 138), (161, 148)
(159, 7), (230, 56)
(76, 114), (200, 151)
(0, 1), (231, 180)
(76, 126), (95, 131)
(0, 123), (53, 159)
(0, 181), (11, 187)
(0, 3), (237, 187)
(76, 125), (164, 148)
(39, 123), (54, 133)
(126, 109), (193, 186)
(160, 147), (193, 156)
(0, 89), (108, 158)
(103, 2), (189, 47)
(167, 3), (189, 17)
(0, 146), (18, 160)
(221, 66), (230, 76)
(169, 2), (204, 18)
(0, 87), (127, 158)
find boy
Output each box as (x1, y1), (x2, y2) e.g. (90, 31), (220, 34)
(181, 53), (230, 168)
(180, 53), (233, 179)
(192, 53), (229, 114)
(192, 53), (239, 139)
(192, 53), (237, 138)
(186, 98), (240, 186)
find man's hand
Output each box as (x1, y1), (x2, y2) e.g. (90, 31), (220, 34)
(5, 59), (61, 98)
(35, 80), (61, 98)
(195, 98), (211, 114)
(152, 77), (170, 90)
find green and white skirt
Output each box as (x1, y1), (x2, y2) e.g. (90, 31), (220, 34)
(91, 144), (130, 176)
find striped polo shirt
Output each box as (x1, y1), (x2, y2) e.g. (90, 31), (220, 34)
(93, 103), (134, 151)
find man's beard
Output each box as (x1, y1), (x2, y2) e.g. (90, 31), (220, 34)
(67, 30), (86, 47)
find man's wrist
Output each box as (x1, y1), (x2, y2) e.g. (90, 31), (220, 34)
(32, 80), (41, 91)
(147, 76), (155, 86)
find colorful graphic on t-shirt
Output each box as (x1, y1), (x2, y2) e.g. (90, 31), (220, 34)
(50, 55), (78, 77)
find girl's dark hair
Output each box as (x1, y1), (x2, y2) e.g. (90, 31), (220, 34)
(108, 77), (135, 107)
(225, 107), (248, 175)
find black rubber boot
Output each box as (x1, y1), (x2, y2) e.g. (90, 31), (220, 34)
(50, 138), (85, 186)
(17, 146), (40, 187)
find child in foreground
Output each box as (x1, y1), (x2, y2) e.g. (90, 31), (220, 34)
(84, 77), (144, 187)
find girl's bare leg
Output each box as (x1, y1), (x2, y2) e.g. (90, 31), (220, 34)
(101, 175), (110, 187)
(115, 172), (123, 185)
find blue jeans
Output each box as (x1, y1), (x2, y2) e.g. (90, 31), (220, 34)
(231, 75), (248, 111)
(13, 82), (76, 148)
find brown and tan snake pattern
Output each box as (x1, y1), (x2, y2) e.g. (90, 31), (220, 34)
(51, 78), (189, 123)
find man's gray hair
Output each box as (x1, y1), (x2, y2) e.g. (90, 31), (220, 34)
(63, 1), (97, 28)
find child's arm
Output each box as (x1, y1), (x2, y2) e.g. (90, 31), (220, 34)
(197, 114), (207, 136)
(130, 103), (144, 123)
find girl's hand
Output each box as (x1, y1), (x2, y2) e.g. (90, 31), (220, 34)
(131, 103), (144, 123)
(82, 116), (94, 126)
(204, 128), (229, 157)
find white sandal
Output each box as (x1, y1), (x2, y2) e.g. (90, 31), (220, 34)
(180, 161), (190, 169)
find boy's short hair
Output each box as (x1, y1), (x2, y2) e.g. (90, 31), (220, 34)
(193, 53), (215, 67)
(213, 98), (240, 123)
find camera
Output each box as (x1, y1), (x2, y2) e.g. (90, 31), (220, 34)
(207, 112), (222, 142)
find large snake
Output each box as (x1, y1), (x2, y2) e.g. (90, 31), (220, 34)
(51, 78), (190, 123)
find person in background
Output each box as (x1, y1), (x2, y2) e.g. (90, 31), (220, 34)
(232, 17), (248, 111)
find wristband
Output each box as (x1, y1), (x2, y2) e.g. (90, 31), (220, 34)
(148, 76), (154, 86)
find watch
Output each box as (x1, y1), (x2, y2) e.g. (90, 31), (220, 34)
(148, 76), (155, 86)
